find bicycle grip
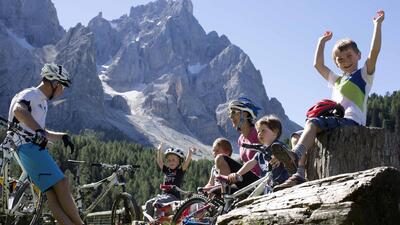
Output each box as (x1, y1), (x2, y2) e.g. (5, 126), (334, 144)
(91, 163), (102, 167)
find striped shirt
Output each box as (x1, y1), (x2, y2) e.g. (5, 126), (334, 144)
(328, 64), (374, 125)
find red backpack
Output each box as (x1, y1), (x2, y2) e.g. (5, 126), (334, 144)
(306, 99), (345, 119)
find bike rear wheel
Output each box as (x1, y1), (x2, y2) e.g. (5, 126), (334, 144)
(110, 192), (141, 225)
(172, 195), (219, 225)
(6, 181), (44, 225)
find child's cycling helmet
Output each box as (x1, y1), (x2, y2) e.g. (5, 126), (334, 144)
(41, 63), (71, 87)
(306, 99), (344, 119)
(165, 148), (185, 159)
(228, 97), (261, 120)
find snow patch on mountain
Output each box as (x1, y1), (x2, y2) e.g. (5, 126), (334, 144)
(6, 29), (34, 50)
(188, 63), (207, 74)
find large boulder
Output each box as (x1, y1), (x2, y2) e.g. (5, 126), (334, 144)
(217, 167), (400, 225)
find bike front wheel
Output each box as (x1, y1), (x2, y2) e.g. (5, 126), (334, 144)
(7, 181), (44, 225)
(110, 192), (141, 225)
(172, 195), (219, 225)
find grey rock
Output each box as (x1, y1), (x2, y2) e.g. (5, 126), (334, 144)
(47, 23), (106, 132)
(0, 0), (64, 47)
(306, 126), (400, 180)
(217, 167), (400, 225)
(110, 95), (130, 114)
(0, 21), (41, 117)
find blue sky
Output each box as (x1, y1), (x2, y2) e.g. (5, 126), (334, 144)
(52, 0), (399, 125)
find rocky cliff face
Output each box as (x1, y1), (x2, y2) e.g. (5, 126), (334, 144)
(0, 0), (64, 47)
(0, 0), (301, 152)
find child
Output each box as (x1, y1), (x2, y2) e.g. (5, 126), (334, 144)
(203, 138), (232, 194)
(228, 115), (289, 186)
(144, 143), (195, 220)
(272, 10), (385, 191)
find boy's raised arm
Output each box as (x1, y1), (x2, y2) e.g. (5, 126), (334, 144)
(182, 147), (196, 171)
(367, 10), (385, 75)
(156, 143), (164, 169)
(314, 31), (333, 80)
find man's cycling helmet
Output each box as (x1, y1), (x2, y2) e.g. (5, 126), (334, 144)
(165, 147), (185, 159)
(228, 97), (261, 120)
(41, 63), (71, 87)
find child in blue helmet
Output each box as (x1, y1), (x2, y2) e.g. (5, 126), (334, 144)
(144, 143), (195, 220)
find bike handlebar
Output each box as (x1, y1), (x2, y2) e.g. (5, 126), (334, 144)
(241, 143), (273, 159)
(0, 116), (34, 136)
(91, 163), (140, 171)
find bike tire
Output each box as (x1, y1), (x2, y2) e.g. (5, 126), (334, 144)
(8, 181), (44, 225)
(172, 195), (218, 225)
(110, 192), (141, 225)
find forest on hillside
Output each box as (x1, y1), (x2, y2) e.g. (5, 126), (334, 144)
(49, 130), (213, 209)
(366, 91), (400, 132)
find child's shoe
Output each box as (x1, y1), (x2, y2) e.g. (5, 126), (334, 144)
(271, 143), (297, 174)
(273, 174), (306, 191)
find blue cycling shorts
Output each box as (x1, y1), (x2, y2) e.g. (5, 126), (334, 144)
(308, 116), (359, 131)
(17, 143), (64, 192)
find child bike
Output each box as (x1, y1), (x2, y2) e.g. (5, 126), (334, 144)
(143, 184), (193, 225)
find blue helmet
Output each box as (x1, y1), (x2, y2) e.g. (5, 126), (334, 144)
(228, 97), (261, 121)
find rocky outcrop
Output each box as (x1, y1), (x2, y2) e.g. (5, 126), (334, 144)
(217, 167), (400, 225)
(46, 23), (106, 132)
(0, 0), (64, 47)
(306, 126), (400, 180)
(0, 22), (41, 117)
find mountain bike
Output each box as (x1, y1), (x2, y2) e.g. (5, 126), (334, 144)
(172, 143), (276, 225)
(143, 184), (193, 225)
(66, 159), (141, 225)
(0, 116), (44, 225)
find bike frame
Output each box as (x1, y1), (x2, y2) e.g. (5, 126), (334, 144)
(69, 160), (131, 218)
(0, 131), (40, 217)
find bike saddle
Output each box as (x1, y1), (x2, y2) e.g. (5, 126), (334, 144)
(160, 184), (174, 191)
(67, 159), (86, 166)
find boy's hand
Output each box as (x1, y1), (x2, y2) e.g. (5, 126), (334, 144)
(373, 10), (385, 24)
(319, 31), (333, 43)
(269, 156), (280, 169)
(189, 147), (197, 154)
(228, 173), (238, 183)
(62, 134), (74, 154)
(157, 143), (164, 152)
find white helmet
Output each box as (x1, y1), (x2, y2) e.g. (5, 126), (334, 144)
(41, 63), (71, 87)
(228, 97), (261, 121)
(165, 147), (185, 159)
